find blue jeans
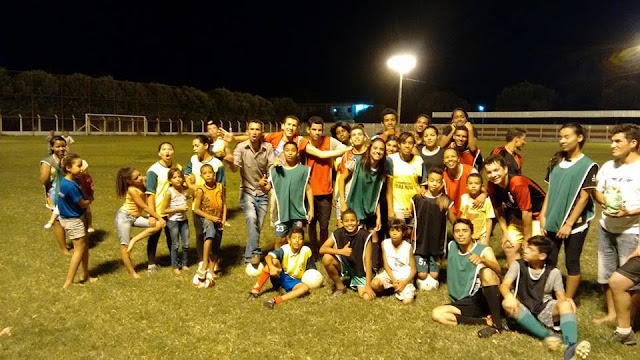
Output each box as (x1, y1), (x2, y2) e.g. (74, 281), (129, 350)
(167, 220), (189, 269)
(239, 191), (269, 262)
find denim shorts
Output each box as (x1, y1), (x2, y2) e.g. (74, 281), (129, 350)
(598, 225), (640, 286)
(114, 209), (150, 245)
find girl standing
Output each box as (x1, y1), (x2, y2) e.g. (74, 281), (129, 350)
(115, 167), (165, 278)
(160, 168), (190, 275)
(540, 122), (599, 300)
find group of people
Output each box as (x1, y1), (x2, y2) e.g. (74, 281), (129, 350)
(39, 109), (640, 356)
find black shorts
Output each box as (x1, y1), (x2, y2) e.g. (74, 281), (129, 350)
(617, 257), (640, 285)
(449, 291), (490, 318)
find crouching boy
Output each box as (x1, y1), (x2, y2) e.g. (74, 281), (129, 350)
(248, 228), (315, 309)
(320, 210), (375, 300)
(371, 219), (417, 304)
(500, 236), (591, 358)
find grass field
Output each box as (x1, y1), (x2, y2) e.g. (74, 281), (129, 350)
(0, 135), (636, 359)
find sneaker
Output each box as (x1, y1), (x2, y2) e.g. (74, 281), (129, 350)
(147, 265), (158, 274)
(477, 326), (500, 338)
(331, 287), (347, 297)
(44, 223), (52, 229)
(608, 330), (637, 346)
(250, 254), (261, 266)
(263, 299), (276, 310)
(543, 334), (565, 352)
(564, 340), (591, 360)
(87, 227), (95, 233)
(247, 291), (259, 300)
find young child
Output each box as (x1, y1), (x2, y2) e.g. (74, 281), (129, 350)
(247, 228), (315, 309)
(320, 210), (375, 300)
(371, 219), (417, 304)
(160, 168), (190, 275)
(499, 236), (591, 358)
(58, 153), (94, 288)
(411, 167), (453, 290)
(193, 163), (226, 283)
(259, 141), (314, 249)
(460, 173), (495, 245)
(115, 167), (165, 278)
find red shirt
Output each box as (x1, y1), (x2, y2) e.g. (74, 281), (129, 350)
(444, 164), (475, 217)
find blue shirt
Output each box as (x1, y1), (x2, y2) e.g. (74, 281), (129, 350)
(58, 178), (85, 218)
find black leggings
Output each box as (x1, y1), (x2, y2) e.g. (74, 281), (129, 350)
(546, 228), (589, 276)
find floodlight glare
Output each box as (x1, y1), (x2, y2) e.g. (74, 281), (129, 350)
(387, 55), (417, 75)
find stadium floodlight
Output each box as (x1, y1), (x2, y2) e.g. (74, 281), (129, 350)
(387, 54), (416, 123)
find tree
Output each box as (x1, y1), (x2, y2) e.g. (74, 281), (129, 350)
(601, 80), (640, 109)
(496, 81), (557, 111)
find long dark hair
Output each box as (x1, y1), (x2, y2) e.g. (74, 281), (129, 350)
(116, 167), (135, 198)
(548, 122), (586, 170)
(361, 137), (386, 176)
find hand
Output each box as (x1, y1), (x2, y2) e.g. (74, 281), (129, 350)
(149, 217), (157, 227)
(556, 223), (572, 239)
(472, 193), (487, 209)
(306, 209), (314, 222)
(269, 266), (281, 278)
(502, 296), (520, 315)
(219, 128), (234, 143)
(340, 241), (352, 257)
(258, 174), (268, 188)
(469, 253), (483, 266)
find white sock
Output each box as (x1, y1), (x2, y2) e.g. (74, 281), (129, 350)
(616, 327), (632, 335)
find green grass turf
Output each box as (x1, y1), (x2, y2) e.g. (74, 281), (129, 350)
(0, 135), (636, 358)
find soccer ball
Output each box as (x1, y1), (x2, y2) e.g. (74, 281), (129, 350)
(245, 262), (264, 276)
(301, 269), (324, 289)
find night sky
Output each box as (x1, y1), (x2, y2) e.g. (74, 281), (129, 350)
(1, 1), (639, 108)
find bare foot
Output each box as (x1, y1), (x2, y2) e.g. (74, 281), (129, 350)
(172, 268), (181, 275)
(0, 327), (11, 337)
(593, 314), (616, 325)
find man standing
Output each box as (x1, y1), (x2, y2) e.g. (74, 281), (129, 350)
(592, 124), (640, 326)
(299, 116), (349, 254)
(225, 120), (275, 266)
(491, 128), (527, 176)
(484, 155), (546, 265)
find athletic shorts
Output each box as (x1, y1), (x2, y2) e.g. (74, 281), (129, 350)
(338, 256), (366, 288)
(60, 216), (86, 240)
(507, 218), (542, 244)
(415, 254), (441, 273)
(271, 272), (302, 293)
(450, 291), (490, 318)
(617, 257), (640, 285)
(274, 220), (305, 238)
(374, 271), (416, 301)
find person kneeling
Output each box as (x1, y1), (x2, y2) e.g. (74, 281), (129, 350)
(499, 236), (591, 358)
(248, 228), (313, 309)
(320, 210), (375, 300)
(371, 219), (416, 304)
(431, 219), (504, 338)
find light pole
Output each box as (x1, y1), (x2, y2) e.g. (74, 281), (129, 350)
(387, 54), (416, 123)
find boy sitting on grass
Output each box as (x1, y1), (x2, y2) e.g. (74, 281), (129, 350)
(500, 236), (591, 359)
(248, 228), (314, 309)
(371, 219), (416, 304)
(320, 209), (375, 300)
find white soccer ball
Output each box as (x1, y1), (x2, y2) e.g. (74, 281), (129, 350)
(245, 262), (264, 276)
(301, 269), (324, 289)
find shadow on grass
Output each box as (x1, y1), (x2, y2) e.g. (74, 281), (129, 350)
(91, 259), (122, 277)
(87, 229), (108, 249)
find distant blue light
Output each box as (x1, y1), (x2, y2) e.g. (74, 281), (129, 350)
(354, 104), (372, 114)
(477, 105), (485, 112)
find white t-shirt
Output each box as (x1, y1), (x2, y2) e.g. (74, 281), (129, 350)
(596, 159), (640, 234)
